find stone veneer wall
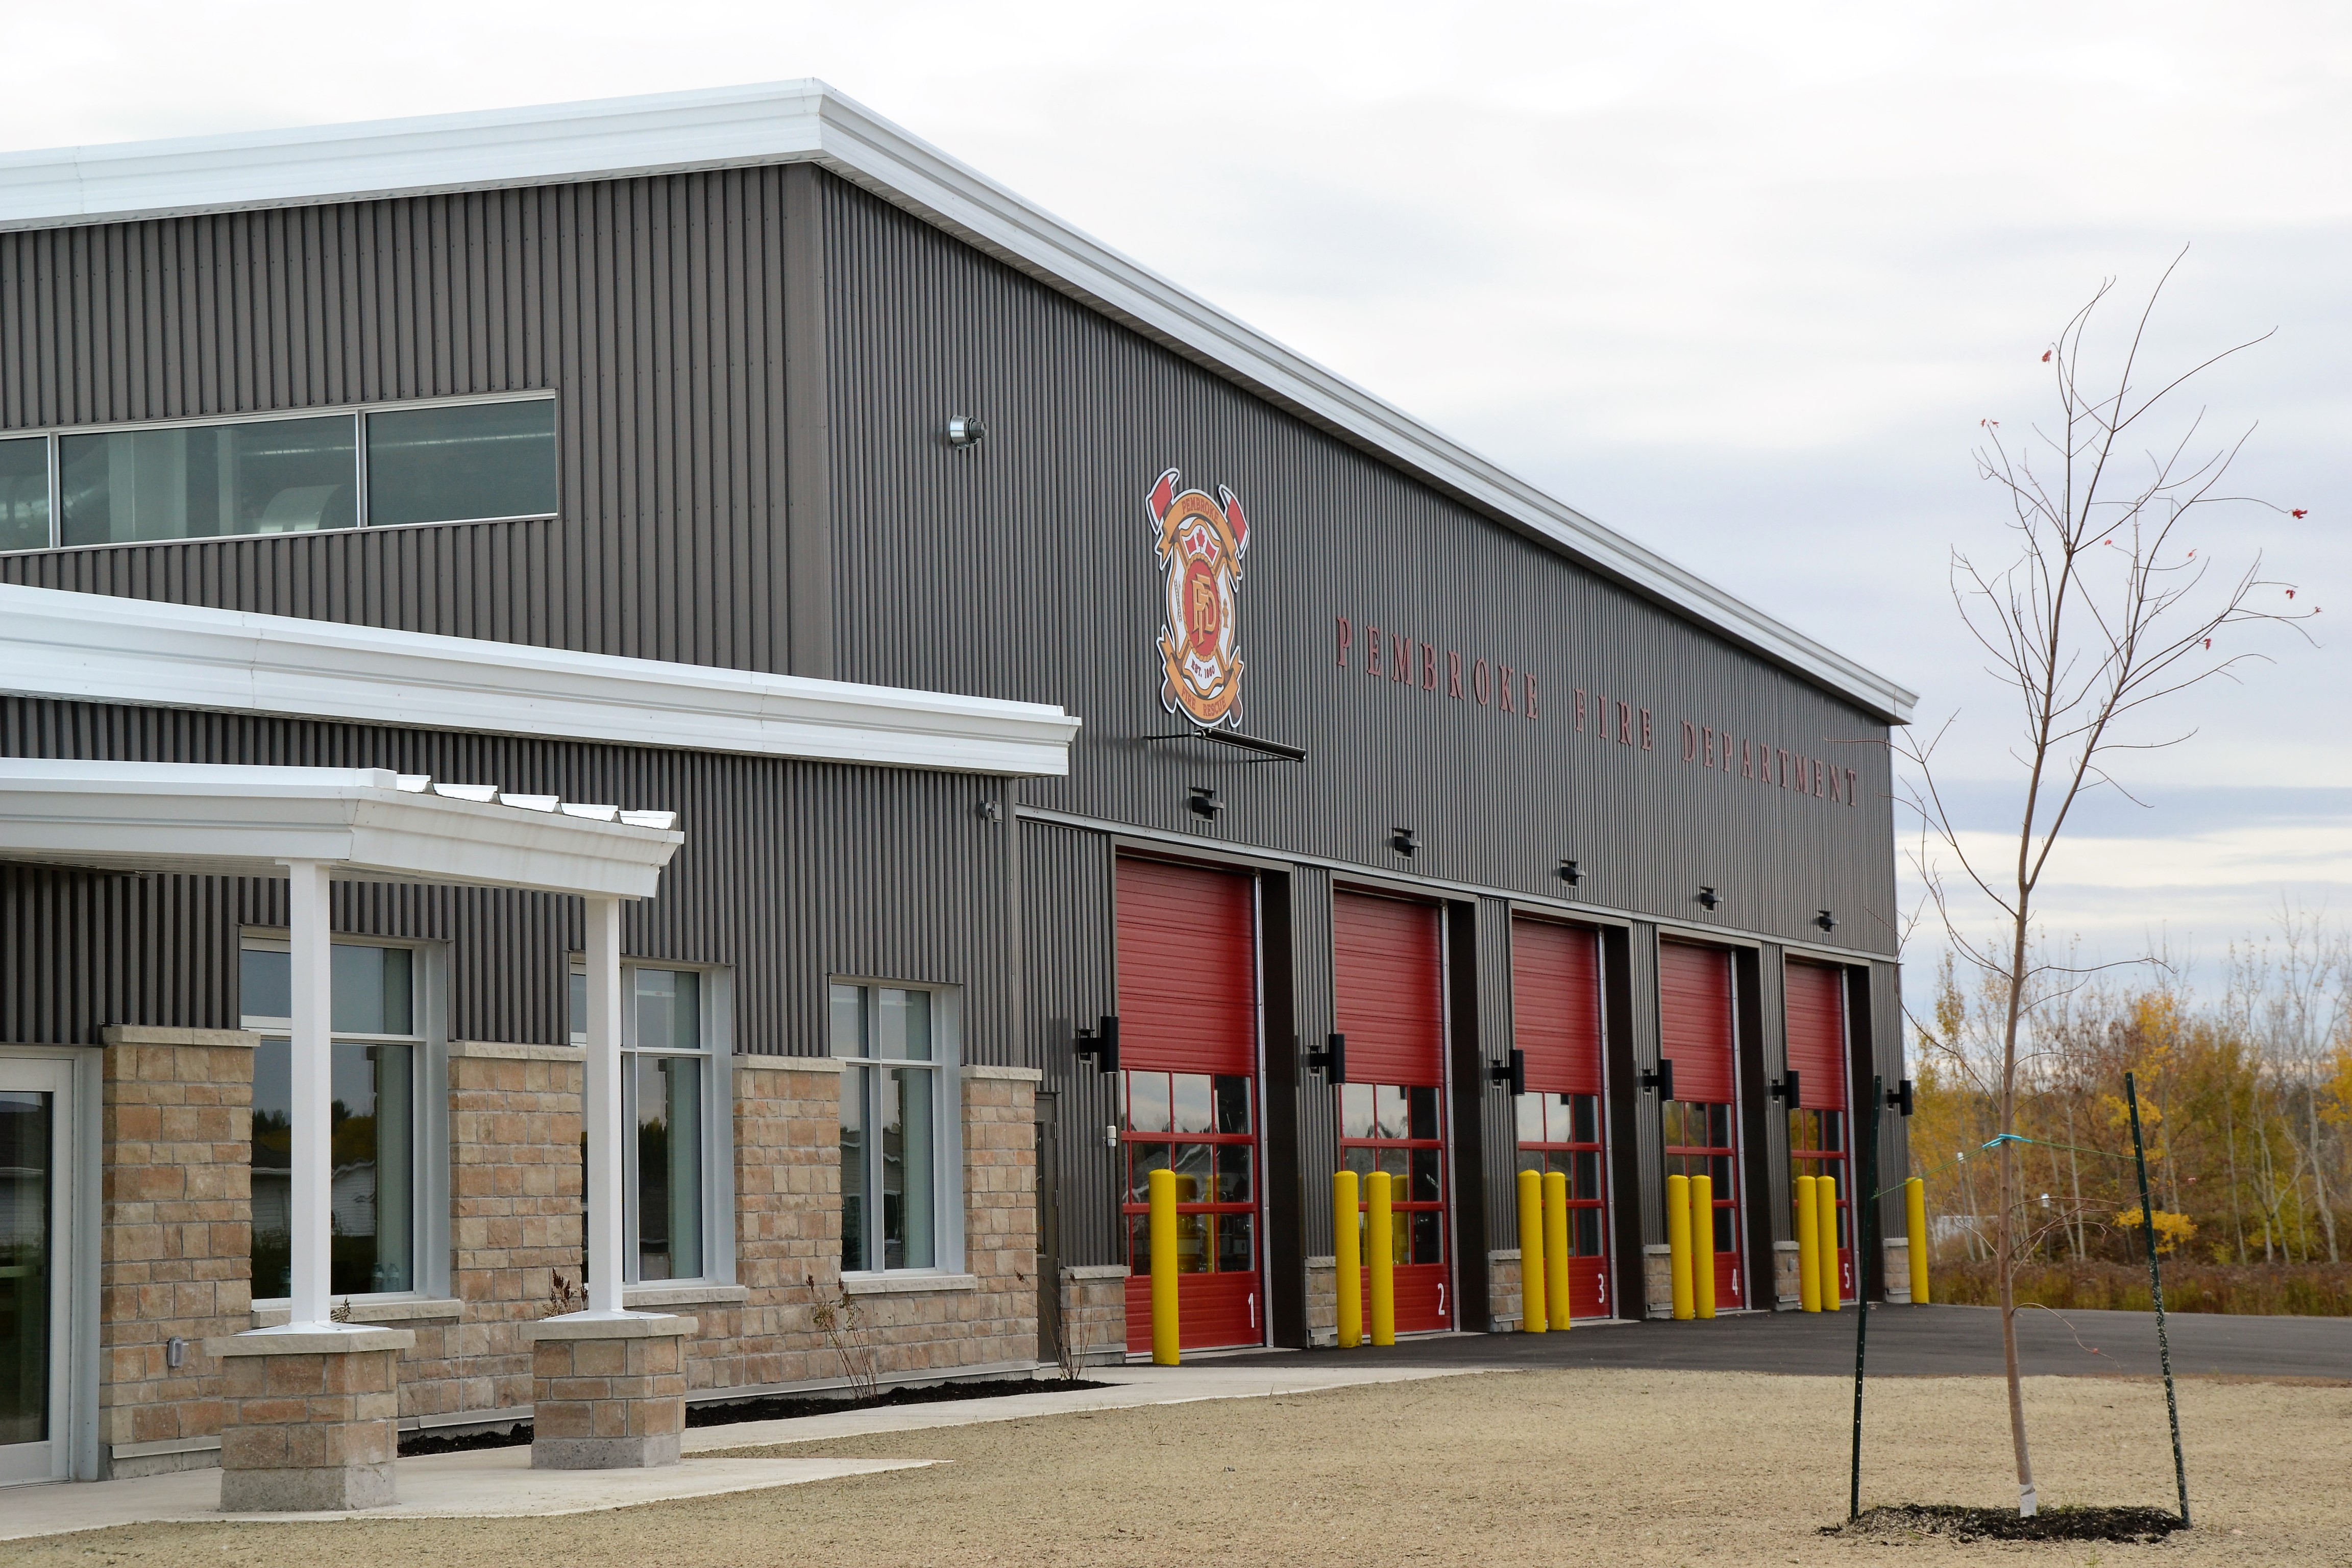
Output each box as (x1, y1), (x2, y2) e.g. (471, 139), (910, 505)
(97, 1025), (257, 1478)
(715, 1058), (1041, 1394)
(1304, 1255), (1337, 1347)
(434, 1041), (586, 1417)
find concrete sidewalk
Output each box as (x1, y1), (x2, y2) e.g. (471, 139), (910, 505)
(1, 1361), (1494, 1540)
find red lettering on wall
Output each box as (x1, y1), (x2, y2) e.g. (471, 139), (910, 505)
(1740, 739), (1753, 779)
(1827, 765), (1843, 804)
(1498, 664), (1517, 715)
(1845, 767), (1860, 805)
(1422, 643), (1438, 691)
(1390, 633), (1412, 684)
(1814, 760), (1827, 798)
(1474, 659), (1491, 705)
(1778, 749), (1793, 788)
(1366, 626), (1382, 677)
(1448, 650), (1464, 699)
(1525, 672), (1538, 720)
(1617, 702), (1633, 745)
(1336, 618), (1352, 667)
(1575, 689), (1587, 732)
(1682, 720), (1699, 762)
(1641, 709), (1654, 751)
(1702, 726), (1714, 767)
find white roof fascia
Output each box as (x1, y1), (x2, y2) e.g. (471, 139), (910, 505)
(0, 584), (1081, 777)
(0, 84), (1916, 726)
(0, 758), (683, 898)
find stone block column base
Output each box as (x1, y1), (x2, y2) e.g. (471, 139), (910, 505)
(1485, 1249), (1523, 1334)
(527, 1312), (696, 1469)
(1773, 1240), (1803, 1309)
(1881, 1237), (1913, 1304)
(206, 1327), (415, 1511)
(1642, 1244), (1674, 1319)
(1056, 1266), (1129, 1365)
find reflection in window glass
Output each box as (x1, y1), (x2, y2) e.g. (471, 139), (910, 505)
(633, 968), (700, 1054)
(250, 1037), (415, 1299)
(836, 982), (947, 1273)
(0, 1090), (54, 1444)
(1171, 1073), (1213, 1135)
(366, 400), (556, 527)
(632, 1055), (703, 1281)
(0, 437), (47, 552)
(59, 417), (356, 547)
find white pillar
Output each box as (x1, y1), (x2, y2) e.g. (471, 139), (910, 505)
(583, 895), (627, 1314)
(284, 859), (335, 1328)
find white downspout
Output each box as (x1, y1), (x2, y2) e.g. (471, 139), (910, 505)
(283, 859), (335, 1329)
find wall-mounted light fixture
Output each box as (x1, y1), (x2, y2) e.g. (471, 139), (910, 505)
(945, 415), (987, 449)
(1391, 826), (1419, 857)
(1696, 886), (1721, 910)
(1188, 786), (1222, 821)
(1307, 1033), (1347, 1083)
(1771, 1069), (1802, 1106)
(1487, 1047), (1527, 1096)
(1885, 1078), (1915, 1118)
(1637, 1059), (1676, 1100)
(1815, 909), (1838, 933)
(1558, 858), (1583, 887)
(166, 1336), (188, 1370)
(1075, 1015), (1120, 1074)
(976, 799), (1002, 823)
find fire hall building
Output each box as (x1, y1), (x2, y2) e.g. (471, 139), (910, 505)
(0, 82), (1916, 1489)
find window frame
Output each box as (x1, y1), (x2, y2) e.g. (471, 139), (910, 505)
(0, 390), (558, 554)
(237, 930), (450, 1309)
(568, 958), (738, 1290)
(828, 976), (966, 1280)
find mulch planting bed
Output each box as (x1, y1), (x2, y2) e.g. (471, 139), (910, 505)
(1832, 1503), (2190, 1544)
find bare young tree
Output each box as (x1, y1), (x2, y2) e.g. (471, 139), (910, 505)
(1901, 250), (2312, 1517)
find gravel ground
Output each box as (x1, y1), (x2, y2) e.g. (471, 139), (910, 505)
(14, 1370), (2346, 1567)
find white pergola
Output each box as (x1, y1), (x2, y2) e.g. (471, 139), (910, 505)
(0, 757), (684, 1330)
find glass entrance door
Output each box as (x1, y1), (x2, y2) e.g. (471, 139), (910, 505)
(1, 1058), (71, 1486)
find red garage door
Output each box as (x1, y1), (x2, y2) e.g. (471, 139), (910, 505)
(1334, 891), (1451, 1333)
(1659, 941), (1744, 1309)
(1117, 857), (1262, 1352)
(1784, 961), (1854, 1303)
(1511, 918), (1612, 1320)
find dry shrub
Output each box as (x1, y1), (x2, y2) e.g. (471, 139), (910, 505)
(1937, 1257), (2352, 1315)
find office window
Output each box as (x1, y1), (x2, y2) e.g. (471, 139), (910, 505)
(569, 962), (723, 1284)
(0, 437), (46, 552)
(366, 399), (556, 527)
(1, 395), (557, 553)
(240, 939), (423, 1301)
(60, 416), (357, 547)
(831, 983), (953, 1273)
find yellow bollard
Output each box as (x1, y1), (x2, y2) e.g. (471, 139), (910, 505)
(1794, 1173), (1821, 1313)
(1818, 1172), (1842, 1312)
(1691, 1173), (1717, 1319)
(1149, 1166), (1180, 1365)
(1666, 1173), (1693, 1320)
(1544, 1169), (1572, 1331)
(1368, 1170), (1396, 1346)
(1334, 1170), (1362, 1349)
(1907, 1176), (1930, 1305)
(1516, 1168), (1547, 1334)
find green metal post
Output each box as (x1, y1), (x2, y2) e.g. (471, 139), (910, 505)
(2126, 1071), (2191, 1528)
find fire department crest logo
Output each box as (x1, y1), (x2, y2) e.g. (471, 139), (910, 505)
(1147, 468), (1251, 730)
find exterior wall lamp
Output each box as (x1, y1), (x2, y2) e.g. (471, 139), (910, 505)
(1391, 826), (1418, 856)
(1307, 1033), (1346, 1083)
(1885, 1078), (1915, 1117)
(1696, 886), (1720, 910)
(1771, 1068), (1802, 1105)
(1188, 786), (1222, 820)
(1637, 1059), (1676, 1099)
(1558, 858), (1582, 887)
(1815, 909), (1837, 933)
(1075, 1014), (1119, 1073)
(1487, 1047), (1527, 1095)
(945, 415), (986, 448)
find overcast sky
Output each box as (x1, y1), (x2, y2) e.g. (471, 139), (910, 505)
(9, 1), (2345, 996)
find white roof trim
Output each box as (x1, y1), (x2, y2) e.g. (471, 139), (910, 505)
(0, 84), (1916, 725)
(0, 584), (1080, 776)
(0, 758), (683, 897)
